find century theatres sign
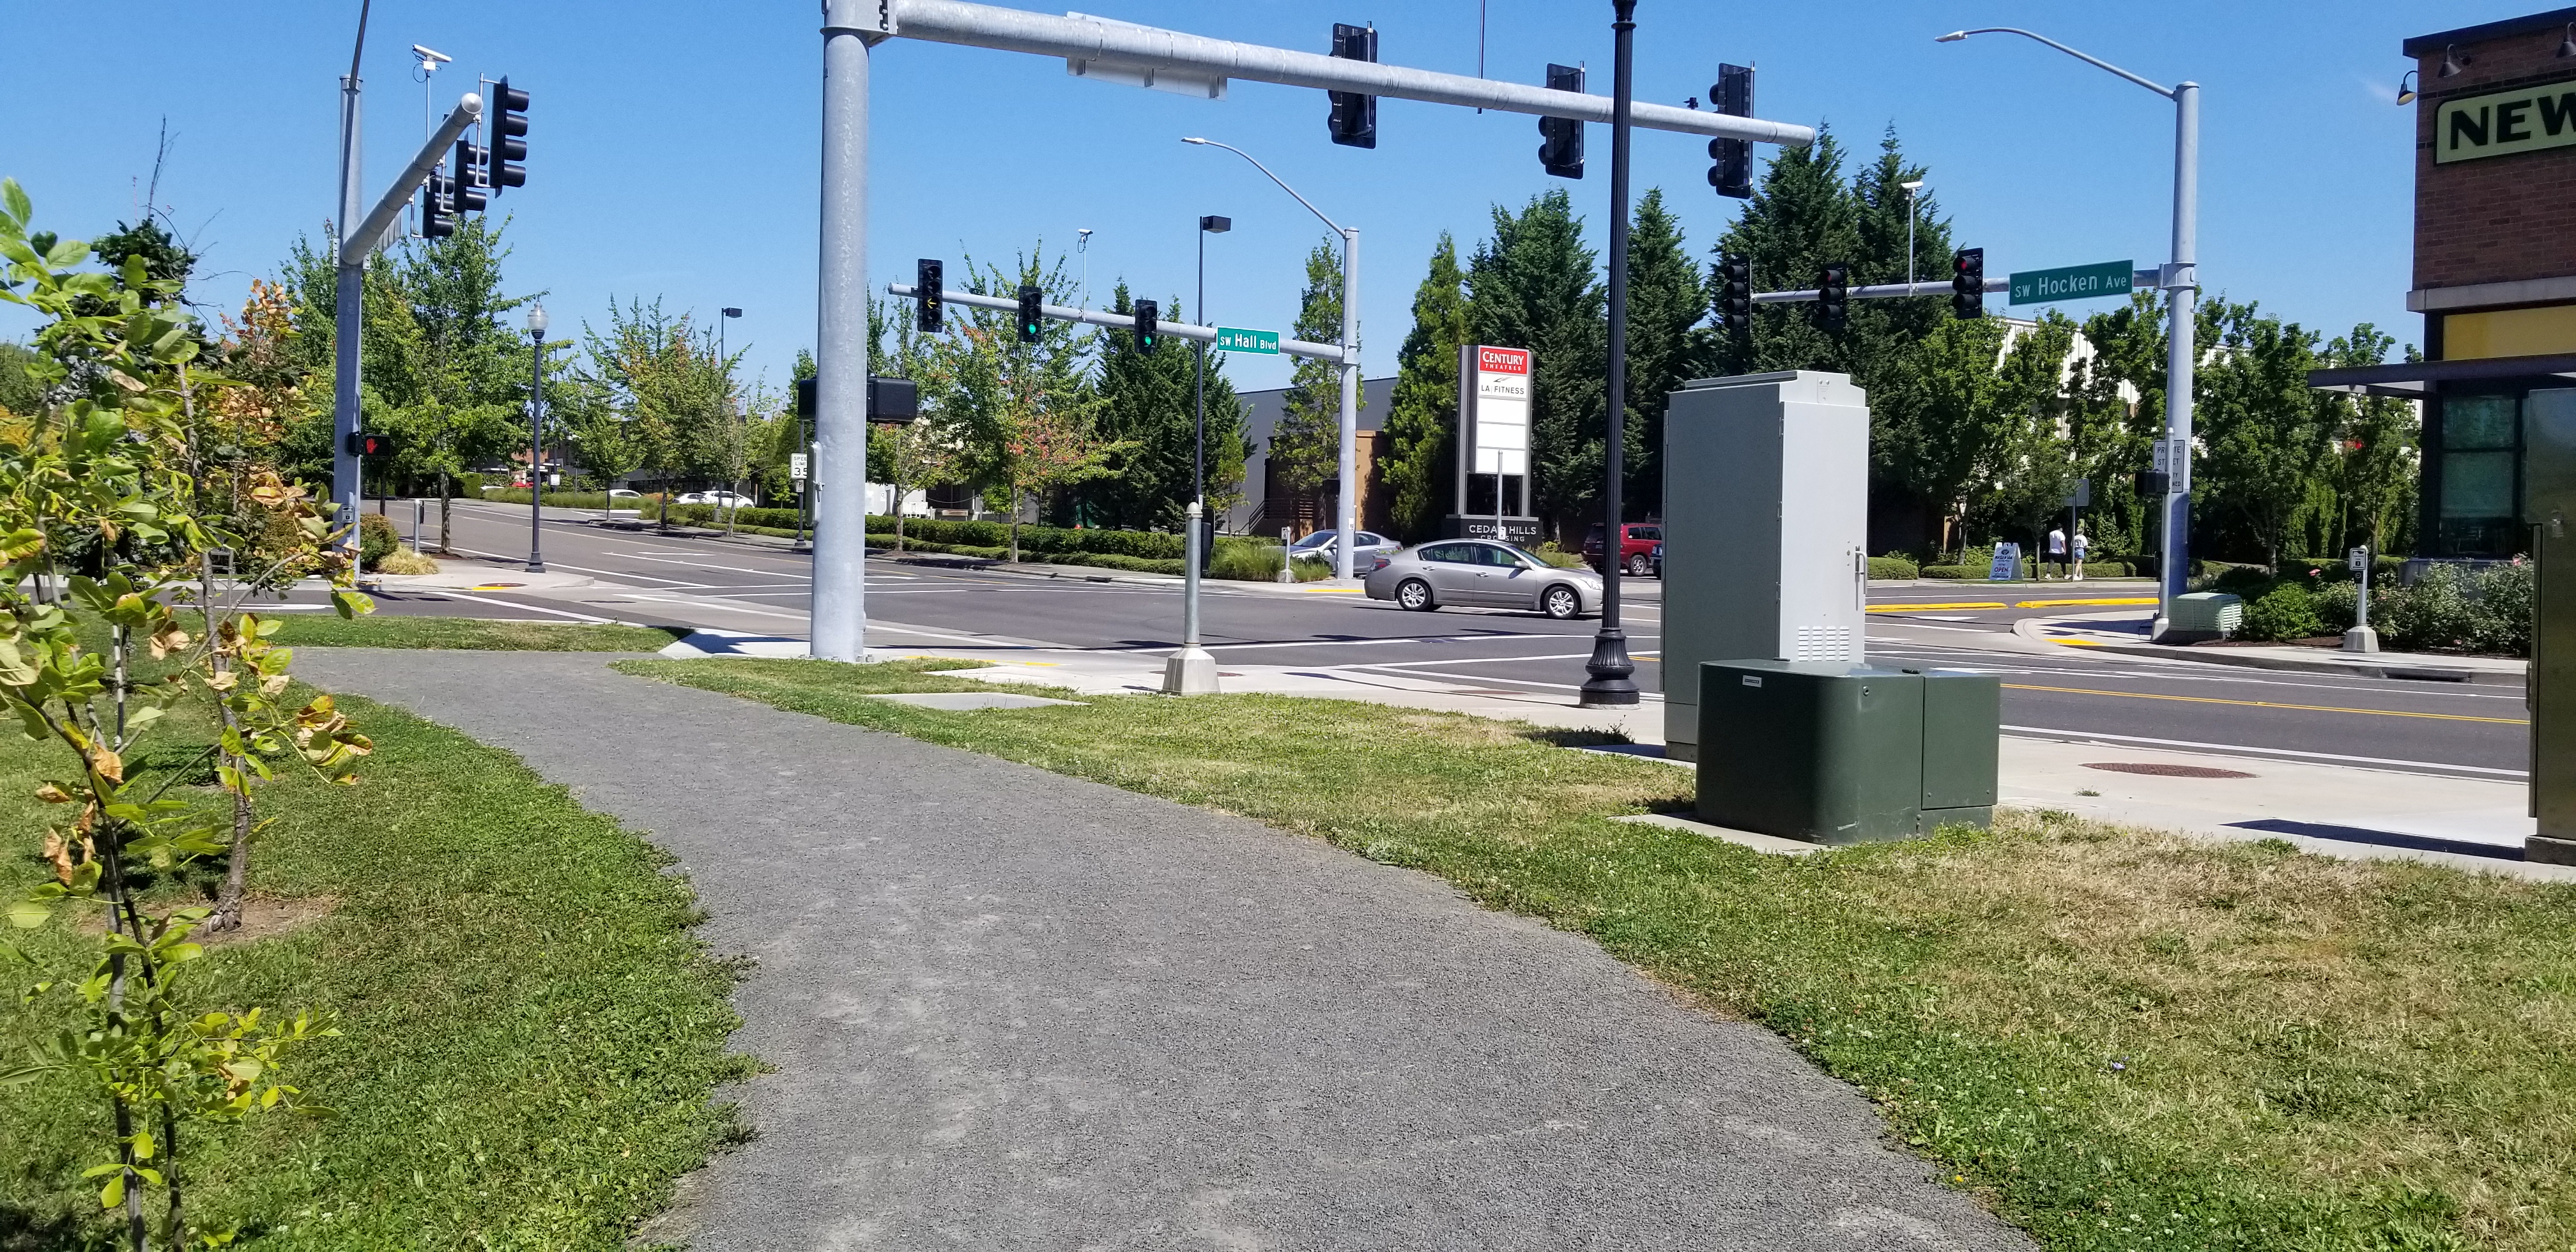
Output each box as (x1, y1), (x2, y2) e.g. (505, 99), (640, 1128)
(2434, 77), (2576, 164)
(1460, 345), (1531, 477)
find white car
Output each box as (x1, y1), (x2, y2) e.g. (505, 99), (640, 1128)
(1287, 528), (1401, 565)
(677, 491), (755, 508)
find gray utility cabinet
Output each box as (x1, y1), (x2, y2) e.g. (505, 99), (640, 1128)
(1661, 371), (1871, 761)
(2524, 386), (2576, 864)
(1696, 660), (2000, 844)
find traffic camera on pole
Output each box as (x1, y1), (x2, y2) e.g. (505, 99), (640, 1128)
(1537, 63), (1585, 179)
(1326, 23), (1377, 148)
(489, 79), (529, 190)
(1717, 254), (1751, 337)
(1132, 298), (1160, 352)
(1016, 285), (1045, 342)
(1951, 248), (1985, 320)
(1816, 263), (1848, 333)
(915, 259), (944, 332)
(1706, 63), (1755, 199)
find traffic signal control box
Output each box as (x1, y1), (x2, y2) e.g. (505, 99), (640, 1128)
(1694, 660), (1998, 844)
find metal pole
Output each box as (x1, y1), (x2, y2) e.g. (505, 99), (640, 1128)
(528, 328), (546, 572)
(1336, 226), (1359, 579)
(813, 0), (875, 661)
(1161, 500), (1219, 693)
(1905, 187), (1917, 286)
(332, 70), (364, 557)
(2154, 81), (2200, 639)
(1581, 0), (1640, 707)
(1195, 225), (1207, 505)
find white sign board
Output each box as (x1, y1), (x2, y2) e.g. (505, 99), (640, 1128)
(1987, 542), (2021, 581)
(790, 452), (810, 482)
(1463, 344), (1531, 477)
(2150, 437), (2191, 490)
(2348, 546), (2368, 572)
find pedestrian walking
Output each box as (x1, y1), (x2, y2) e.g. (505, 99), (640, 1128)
(2046, 526), (2067, 579)
(2071, 530), (2089, 581)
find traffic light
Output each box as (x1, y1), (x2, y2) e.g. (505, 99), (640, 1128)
(1717, 254), (1751, 335)
(1133, 298), (1160, 352)
(489, 78), (529, 190)
(866, 376), (919, 425)
(344, 431), (398, 457)
(795, 376), (815, 422)
(916, 258), (944, 332)
(1326, 23), (1377, 148)
(1816, 263), (1848, 333)
(1016, 284), (1044, 343)
(1951, 247), (1986, 320)
(1706, 63), (1754, 199)
(420, 171), (455, 238)
(1537, 63), (1584, 179)
(453, 140), (489, 213)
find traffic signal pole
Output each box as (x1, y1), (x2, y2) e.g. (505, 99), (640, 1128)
(816, 0), (1814, 660)
(331, 93), (484, 554)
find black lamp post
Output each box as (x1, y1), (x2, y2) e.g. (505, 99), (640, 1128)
(1195, 215), (1230, 510)
(1579, 0), (1641, 706)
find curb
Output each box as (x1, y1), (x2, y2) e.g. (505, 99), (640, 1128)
(2012, 616), (2523, 686)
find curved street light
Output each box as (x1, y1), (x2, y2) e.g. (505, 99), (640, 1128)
(1938, 26), (2199, 637)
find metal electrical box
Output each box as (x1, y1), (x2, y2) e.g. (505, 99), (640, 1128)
(1696, 660), (1999, 844)
(1661, 371), (1871, 761)
(2524, 386), (2576, 864)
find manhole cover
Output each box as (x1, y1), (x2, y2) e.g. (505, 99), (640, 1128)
(2083, 761), (2255, 779)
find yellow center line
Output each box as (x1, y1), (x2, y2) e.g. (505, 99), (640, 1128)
(2002, 683), (2527, 725)
(1866, 601), (2007, 613)
(2014, 597), (2160, 608)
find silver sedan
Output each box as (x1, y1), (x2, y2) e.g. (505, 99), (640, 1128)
(1362, 540), (1604, 619)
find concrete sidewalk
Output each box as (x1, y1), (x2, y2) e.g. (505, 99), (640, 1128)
(291, 648), (2023, 1252)
(2020, 610), (2526, 685)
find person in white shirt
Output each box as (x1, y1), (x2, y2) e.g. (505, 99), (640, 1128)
(2071, 531), (2089, 581)
(2046, 527), (2067, 579)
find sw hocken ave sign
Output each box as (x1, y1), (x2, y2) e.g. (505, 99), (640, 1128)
(2008, 261), (2134, 306)
(2435, 78), (2576, 164)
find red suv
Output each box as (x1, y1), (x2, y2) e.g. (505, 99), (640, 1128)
(1583, 523), (1662, 576)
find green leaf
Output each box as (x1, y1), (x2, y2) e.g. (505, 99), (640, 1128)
(1, 178), (29, 227)
(330, 590), (374, 620)
(96, 1171), (123, 1210)
(6, 897), (52, 929)
(44, 236), (88, 270)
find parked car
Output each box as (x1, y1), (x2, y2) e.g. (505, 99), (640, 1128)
(1287, 528), (1402, 566)
(1582, 522), (1663, 576)
(677, 490), (755, 508)
(1363, 540), (1604, 620)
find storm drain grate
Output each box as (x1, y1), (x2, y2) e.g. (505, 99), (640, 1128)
(2082, 761), (2255, 779)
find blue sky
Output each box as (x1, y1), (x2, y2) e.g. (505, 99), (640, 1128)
(1, 1), (2508, 394)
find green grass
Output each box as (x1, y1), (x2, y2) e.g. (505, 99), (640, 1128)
(0, 689), (751, 1249)
(260, 615), (684, 652)
(617, 657), (2576, 1252)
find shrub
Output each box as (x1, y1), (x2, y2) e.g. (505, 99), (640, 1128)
(2369, 561), (2531, 655)
(2239, 583), (2326, 642)
(1867, 555), (1919, 580)
(1920, 565), (1982, 580)
(2312, 580), (2359, 632)
(1209, 542), (1284, 581)
(359, 512), (399, 565)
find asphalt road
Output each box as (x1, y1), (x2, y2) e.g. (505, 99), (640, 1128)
(344, 500), (2528, 780)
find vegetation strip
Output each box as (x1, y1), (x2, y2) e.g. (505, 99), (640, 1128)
(258, 615), (683, 652)
(615, 655), (2576, 1252)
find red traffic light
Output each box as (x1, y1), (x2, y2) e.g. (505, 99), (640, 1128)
(345, 432), (398, 457)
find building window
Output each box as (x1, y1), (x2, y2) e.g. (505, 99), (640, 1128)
(2436, 393), (2520, 555)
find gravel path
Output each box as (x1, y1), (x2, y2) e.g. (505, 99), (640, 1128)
(293, 649), (2027, 1251)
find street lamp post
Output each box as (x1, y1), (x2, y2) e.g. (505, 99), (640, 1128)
(1164, 213), (1233, 697)
(1579, 0), (1643, 708)
(1901, 179), (1925, 286)
(1182, 136), (1361, 580)
(525, 300), (549, 573)
(720, 306), (743, 532)
(1938, 26), (2198, 637)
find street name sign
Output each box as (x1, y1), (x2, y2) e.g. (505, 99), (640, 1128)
(2009, 260), (2134, 305)
(1215, 326), (1280, 354)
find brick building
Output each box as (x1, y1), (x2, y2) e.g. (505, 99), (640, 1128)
(2313, 7), (2576, 556)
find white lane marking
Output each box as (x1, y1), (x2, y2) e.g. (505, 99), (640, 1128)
(436, 545), (719, 588)
(623, 594), (811, 622)
(423, 590), (621, 623)
(2000, 725), (2526, 778)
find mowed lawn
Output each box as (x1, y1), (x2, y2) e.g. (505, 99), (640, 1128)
(623, 656), (2576, 1252)
(1, 670), (749, 1248)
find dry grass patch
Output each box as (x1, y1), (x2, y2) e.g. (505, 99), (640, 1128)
(618, 657), (2576, 1252)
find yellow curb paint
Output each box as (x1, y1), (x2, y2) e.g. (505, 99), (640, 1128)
(2014, 597), (2160, 608)
(2002, 683), (2527, 725)
(2048, 639), (2108, 646)
(1866, 601), (2007, 613)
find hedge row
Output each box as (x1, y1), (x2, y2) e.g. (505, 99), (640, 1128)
(864, 516), (1190, 560)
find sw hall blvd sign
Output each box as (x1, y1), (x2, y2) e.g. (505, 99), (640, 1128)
(2435, 78), (2576, 164)
(2009, 260), (2135, 306)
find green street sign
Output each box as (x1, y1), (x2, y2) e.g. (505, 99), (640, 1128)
(2009, 261), (2134, 305)
(1215, 326), (1280, 354)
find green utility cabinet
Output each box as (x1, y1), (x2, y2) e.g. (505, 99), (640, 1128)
(1696, 660), (1999, 845)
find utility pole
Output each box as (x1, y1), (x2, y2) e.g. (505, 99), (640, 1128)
(1579, 0), (1641, 707)
(332, 1), (372, 554)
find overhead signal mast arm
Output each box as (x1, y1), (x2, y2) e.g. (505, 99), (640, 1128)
(855, 1), (1814, 146)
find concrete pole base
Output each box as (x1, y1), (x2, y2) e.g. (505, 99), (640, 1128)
(2529, 834), (2576, 867)
(2340, 625), (2380, 654)
(2146, 615), (2176, 644)
(1162, 646), (1221, 696)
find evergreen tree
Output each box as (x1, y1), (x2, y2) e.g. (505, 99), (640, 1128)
(1620, 188), (1708, 519)
(1468, 189), (1605, 538)
(1708, 125), (1859, 378)
(1382, 233), (1471, 540)
(1270, 240), (1351, 514)
(1089, 283), (1247, 529)
(2197, 297), (2337, 570)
